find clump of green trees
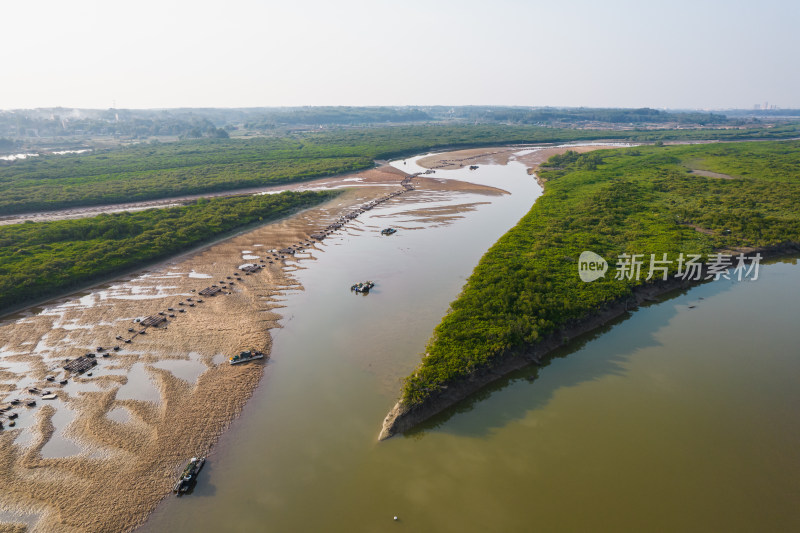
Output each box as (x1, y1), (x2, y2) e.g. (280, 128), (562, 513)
(401, 140), (800, 406)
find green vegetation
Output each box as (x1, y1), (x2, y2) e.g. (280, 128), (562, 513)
(0, 190), (338, 313)
(401, 140), (800, 406)
(3, 124), (799, 214)
(0, 137), (370, 214)
(461, 107), (729, 125)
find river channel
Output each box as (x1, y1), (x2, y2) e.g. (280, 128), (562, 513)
(138, 153), (800, 532)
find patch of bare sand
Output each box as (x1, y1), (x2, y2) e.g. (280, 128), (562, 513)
(416, 147), (519, 169)
(0, 184), (422, 533)
(386, 201), (492, 227)
(415, 145), (623, 183)
(515, 145), (615, 169)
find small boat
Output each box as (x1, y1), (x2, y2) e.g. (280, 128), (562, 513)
(25, 400), (36, 407)
(60, 379), (68, 385)
(42, 394), (57, 400)
(380, 228), (397, 236)
(174, 457), (206, 494)
(229, 350), (265, 365)
(350, 281), (375, 293)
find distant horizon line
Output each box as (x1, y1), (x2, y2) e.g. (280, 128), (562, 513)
(1, 104), (798, 113)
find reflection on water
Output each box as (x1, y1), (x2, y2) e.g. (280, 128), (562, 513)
(115, 363), (160, 403)
(40, 401), (83, 458)
(152, 355), (207, 384)
(0, 509), (40, 529)
(107, 406), (132, 424)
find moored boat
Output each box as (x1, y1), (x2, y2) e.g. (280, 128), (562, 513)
(229, 350), (265, 365)
(173, 456), (206, 494)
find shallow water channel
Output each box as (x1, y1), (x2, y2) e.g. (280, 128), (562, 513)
(140, 154), (800, 532)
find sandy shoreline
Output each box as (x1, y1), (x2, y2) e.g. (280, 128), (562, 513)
(0, 164), (419, 532)
(0, 145), (598, 532)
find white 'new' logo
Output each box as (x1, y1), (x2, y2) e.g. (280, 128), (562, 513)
(578, 251), (608, 282)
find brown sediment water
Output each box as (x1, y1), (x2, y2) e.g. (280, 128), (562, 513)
(3, 144), (690, 532)
(0, 162), (446, 531)
(136, 148), (798, 532)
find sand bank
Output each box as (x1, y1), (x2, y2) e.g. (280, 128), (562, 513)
(0, 164), (420, 532)
(415, 144), (623, 175)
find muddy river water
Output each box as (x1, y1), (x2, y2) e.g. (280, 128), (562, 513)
(136, 154), (800, 532)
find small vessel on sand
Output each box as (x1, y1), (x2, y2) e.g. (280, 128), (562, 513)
(380, 228), (397, 236)
(173, 457), (205, 494)
(229, 350), (265, 365)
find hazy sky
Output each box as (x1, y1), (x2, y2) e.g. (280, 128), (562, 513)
(2, 0), (798, 110)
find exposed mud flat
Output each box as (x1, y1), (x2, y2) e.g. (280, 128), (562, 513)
(0, 164), (433, 532)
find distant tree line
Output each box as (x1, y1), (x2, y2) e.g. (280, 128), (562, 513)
(2, 123), (799, 214)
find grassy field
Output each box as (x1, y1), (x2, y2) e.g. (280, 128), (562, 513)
(0, 190), (339, 313)
(401, 140), (800, 406)
(2, 123), (798, 214)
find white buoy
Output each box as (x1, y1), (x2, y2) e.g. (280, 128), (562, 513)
(393, 516), (398, 521)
